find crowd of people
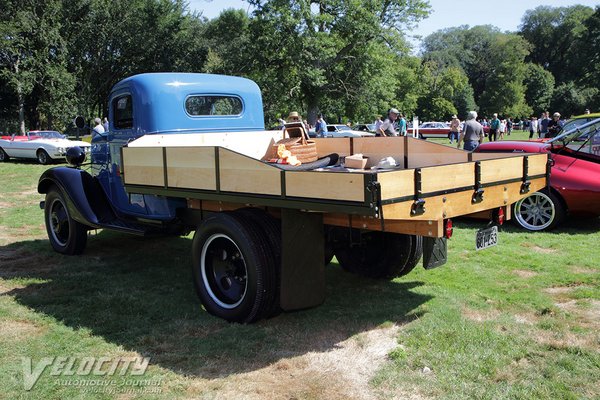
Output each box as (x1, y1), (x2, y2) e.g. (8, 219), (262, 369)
(279, 107), (577, 151)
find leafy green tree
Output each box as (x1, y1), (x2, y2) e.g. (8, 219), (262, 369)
(0, 0), (73, 132)
(238, 0), (431, 124)
(574, 6), (600, 111)
(519, 5), (594, 83)
(523, 63), (555, 115)
(549, 82), (598, 117)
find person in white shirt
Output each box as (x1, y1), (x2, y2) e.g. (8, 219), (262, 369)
(92, 117), (105, 138)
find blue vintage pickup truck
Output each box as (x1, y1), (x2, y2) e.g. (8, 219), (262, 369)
(38, 73), (549, 323)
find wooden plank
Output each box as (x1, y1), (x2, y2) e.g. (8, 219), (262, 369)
(420, 162), (475, 193)
(528, 153), (548, 175)
(313, 138), (351, 157)
(166, 147), (216, 190)
(479, 157), (524, 184)
(322, 213), (443, 237)
(285, 171), (365, 202)
(405, 138), (469, 168)
(189, 200), (444, 237)
(352, 137), (405, 168)
(122, 147), (164, 187)
(219, 148), (281, 195)
(382, 177), (546, 220)
(376, 169), (414, 200)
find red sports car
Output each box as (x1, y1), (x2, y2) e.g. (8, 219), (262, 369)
(475, 118), (600, 231)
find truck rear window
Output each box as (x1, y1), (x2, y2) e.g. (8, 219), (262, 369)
(185, 96), (243, 116)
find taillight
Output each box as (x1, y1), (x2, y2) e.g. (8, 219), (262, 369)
(444, 219), (453, 239)
(493, 207), (505, 226)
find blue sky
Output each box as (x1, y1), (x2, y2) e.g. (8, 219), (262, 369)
(189, 0), (599, 45)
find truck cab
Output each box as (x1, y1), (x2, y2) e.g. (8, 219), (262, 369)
(89, 73), (266, 221)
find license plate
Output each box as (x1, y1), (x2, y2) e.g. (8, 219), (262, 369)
(476, 226), (498, 251)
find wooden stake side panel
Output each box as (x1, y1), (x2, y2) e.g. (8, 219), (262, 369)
(382, 177), (546, 220)
(528, 153), (548, 175)
(352, 137), (405, 168)
(285, 171), (366, 202)
(376, 169), (414, 200)
(405, 138), (470, 168)
(420, 162), (476, 193)
(219, 148), (281, 196)
(313, 138), (351, 158)
(166, 147), (216, 190)
(122, 147), (165, 187)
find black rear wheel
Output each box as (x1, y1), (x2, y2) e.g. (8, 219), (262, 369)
(192, 212), (277, 323)
(335, 231), (422, 279)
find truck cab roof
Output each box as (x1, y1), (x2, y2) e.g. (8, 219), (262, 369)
(109, 73), (265, 135)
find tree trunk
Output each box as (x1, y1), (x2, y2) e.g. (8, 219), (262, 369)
(15, 60), (26, 134)
(306, 97), (319, 127)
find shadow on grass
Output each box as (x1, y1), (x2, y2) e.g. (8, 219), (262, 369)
(0, 231), (430, 378)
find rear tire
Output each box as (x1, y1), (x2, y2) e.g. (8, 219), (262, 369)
(44, 187), (88, 255)
(234, 208), (282, 318)
(513, 189), (565, 231)
(0, 148), (9, 162)
(192, 212), (277, 323)
(335, 231), (422, 279)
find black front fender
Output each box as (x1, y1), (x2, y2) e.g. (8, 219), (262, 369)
(38, 167), (115, 227)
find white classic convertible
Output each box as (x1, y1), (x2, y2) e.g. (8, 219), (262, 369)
(0, 130), (91, 164)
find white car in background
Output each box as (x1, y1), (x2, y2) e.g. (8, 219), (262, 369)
(324, 124), (375, 138)
(0, 130), (91, 164)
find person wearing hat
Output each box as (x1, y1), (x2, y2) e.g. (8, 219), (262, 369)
(283, 111), (309, 137)
(449, 114), (460, 144)
(378, 108), (399, 137)
(547, 112), (563, 138)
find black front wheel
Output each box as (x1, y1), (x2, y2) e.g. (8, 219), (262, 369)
(44, 187), (88, 254)
(37, 149), (51, 165)
(192, 212), (277, 323)
(0, 148), (9, 162)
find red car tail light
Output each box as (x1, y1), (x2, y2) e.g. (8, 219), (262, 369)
(492, 207), (505, 226)
(444, 219), (453, 238)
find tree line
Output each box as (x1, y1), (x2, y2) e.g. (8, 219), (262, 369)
(1, 0), (599, 134)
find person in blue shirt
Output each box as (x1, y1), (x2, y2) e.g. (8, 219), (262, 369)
(315, 114), (327, 137)
(489, 113), (500, 141)
(397, 113), (407, 136)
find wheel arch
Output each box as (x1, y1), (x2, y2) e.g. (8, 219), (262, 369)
(544, 186), (569, 215)
(38, 167), (115, 228)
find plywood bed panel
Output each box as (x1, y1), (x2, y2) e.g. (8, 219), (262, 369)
(219, 148), (281, 195)
(285, 171), (366, 202)
(166, 147), (216, 190)
(122, 147), (165, 187)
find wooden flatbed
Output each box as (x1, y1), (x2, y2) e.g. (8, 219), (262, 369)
(121, 130), (548, 237)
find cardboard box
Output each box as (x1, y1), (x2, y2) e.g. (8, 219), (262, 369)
(345, 155), (368, 169)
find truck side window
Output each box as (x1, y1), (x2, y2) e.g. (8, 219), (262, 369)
(185, 96), (242, 116)
(113, 95), (133, 129)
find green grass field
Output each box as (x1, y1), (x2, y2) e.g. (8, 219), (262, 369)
(1, 133), (599, 399)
